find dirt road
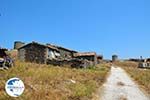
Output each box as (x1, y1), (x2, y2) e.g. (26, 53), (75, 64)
(100, 66), (149, 100)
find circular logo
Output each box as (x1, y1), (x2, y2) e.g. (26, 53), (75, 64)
(5, 77), (25, 97)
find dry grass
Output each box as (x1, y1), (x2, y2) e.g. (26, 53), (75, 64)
(0, 61), (110, 100)
(115, 61), (150, 95)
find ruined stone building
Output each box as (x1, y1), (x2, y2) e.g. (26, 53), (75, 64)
(17, 41), (100, 68)
(47, 44), (77, 59)
(14, 41), (25, 49)
(97, 55), (103, 64)
(18, 42), (60, 64)
(73, 52), (97, 65)
(0, 48), (7, 58)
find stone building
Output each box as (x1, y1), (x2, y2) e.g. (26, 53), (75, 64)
(112, 55), (118, 62)
(18, 42), (60, 64)
(73, 52), (97, 65)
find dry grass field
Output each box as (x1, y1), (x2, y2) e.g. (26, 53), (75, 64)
(0, 61), (110, 100)
(115, 61), (150, 95)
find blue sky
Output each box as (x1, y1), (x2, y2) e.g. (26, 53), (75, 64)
(0, 0), (150, 59)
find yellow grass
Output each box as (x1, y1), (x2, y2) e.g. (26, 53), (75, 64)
(115, 61), (150, 95)
(0, 61), (110, 100)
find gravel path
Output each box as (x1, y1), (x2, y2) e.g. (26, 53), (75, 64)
(100, 66), (150, 100)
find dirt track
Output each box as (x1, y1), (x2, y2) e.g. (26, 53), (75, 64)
(100, 66), (150, 100)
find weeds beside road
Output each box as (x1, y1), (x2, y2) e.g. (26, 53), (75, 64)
(115, 61), (150, 96)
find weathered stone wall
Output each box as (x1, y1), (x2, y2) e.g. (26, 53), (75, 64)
(46, 58), (94, 68)
(58, 48), (73, 59)
(18, 48), (25, 61)
(25, 44), (47, 64)
(74, 55), (97, 65)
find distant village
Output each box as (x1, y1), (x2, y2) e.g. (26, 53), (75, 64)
(0, 41), (150, 69)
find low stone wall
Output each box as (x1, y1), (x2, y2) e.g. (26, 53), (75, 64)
(46, 58), (94, 68)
